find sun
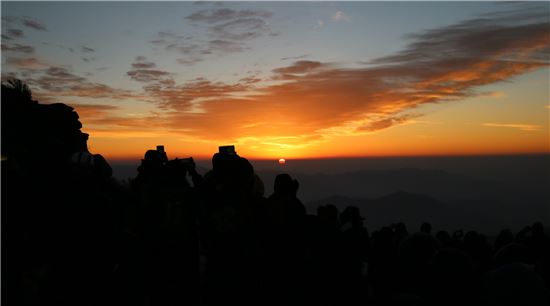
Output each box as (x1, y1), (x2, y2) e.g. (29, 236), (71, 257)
(278, 158), (286, 165)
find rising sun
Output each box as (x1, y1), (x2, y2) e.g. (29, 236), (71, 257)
(278, 158), (286, 165)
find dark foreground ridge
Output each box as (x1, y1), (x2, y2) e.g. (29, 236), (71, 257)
(3, 79), (550, 305)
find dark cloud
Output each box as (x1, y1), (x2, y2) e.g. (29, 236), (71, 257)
(5, 28), (24, 38)
(176, 57), (203, 65)
(143, 77), (249, 111)
(281, 54), (309, 61)
(158, 31), (188, 40)
(42, 66), (86, 82)
(2, 43), (35, 53)
(150, 32), (188, 45)
(185, 8), (272, 23)
(373, 8), (549, 65)
(81, 57), (96, 63)
(11, 65), (138, 101)
(127, 56), (172, 83)
(5, 57), (47, 69)
(238, 75), (262, 84)
(132, 62), (155, 69)
(131, 56), (156, 69)
(273, 60), (324, 75)
(127, 69), (172, 83)
(81, 46), (95, 53)
(153, 35), (246, 65)
(166, 42), (202, 54)
(210, 18), (270, 40)
(2, 16), (18, 24)
(153, 8), (275, 65)
(208, 39), (246, 53)
(21, 17), (47, 31)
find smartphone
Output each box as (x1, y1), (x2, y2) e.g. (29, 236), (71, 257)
(219, 145), (236, 155)
(157, 145), (165, 153)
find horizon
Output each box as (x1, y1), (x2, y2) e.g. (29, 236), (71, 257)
(108, 151), (550, 164)
(2, 1), (549, 160)
(109, 153), (550, 185)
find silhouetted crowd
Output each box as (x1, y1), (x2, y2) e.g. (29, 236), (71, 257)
(3, 79), (550, 305)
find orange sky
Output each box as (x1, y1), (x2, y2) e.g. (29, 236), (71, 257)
(3, 2), (549, 161)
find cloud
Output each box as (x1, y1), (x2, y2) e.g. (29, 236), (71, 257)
(176, 57), (203, 65)
(210, 17), (270, 40)
(4, 28), (24, 38)
(185, 8), (272, 23)
(208, 39), (246, 52)
(81, 46), (95, 53)
(152, 8), (275, 65)
(21, 17), (47, 31)
(273, 60), (324, 75)
(66, 104), (171, 134)
(127, 69), (172, 83)
(281, 54), (309, 61)
(356, 114), (419, 132)
(44, 66), (85, 81)
(331, 11), (351, 22)
(127, 56), (173, 83)
(238, 75), (263, 84)
(10, 65), (139, 101)
(2, 16), (47, 31)
(148, 5), (549, 147)
(153, 34), (247, 63)
(316, 20), (325, 29)
(2, 16), (18, 24)
(131, 56), (156, 69)
(69, 103), (119, 118)
(6, 57), (49, 69)
(143, 77), (250, 111)
(482, 123), (542, 131)
(372, 9), (549, 66)
(1, 43), (34, 53)
(478, 91), (506, 98)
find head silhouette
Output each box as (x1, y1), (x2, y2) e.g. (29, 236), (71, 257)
(420, 222), (432, 234)
(274, 173), (299, 196)
(340, 206), (364, 226)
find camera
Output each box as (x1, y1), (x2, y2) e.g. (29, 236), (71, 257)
(219, 145), (236, 155)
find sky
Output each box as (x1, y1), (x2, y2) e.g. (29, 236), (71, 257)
(2, 1), (549, 161)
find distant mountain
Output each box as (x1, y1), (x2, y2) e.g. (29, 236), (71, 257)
(259, 168), (490, 202)
(307, 191), (494, 233)
(110, 164), (548, 232)
(256, 168), (547, 208)
(110, 159), (549, 233)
